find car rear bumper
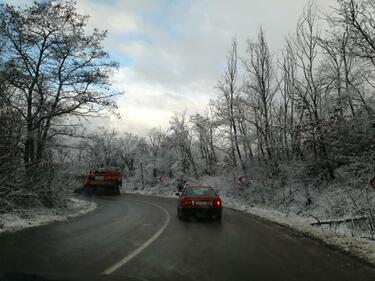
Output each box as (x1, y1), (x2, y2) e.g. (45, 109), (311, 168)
(82, 185), (120, 195)
(84, 183), (120, 188)
(180, 207), (222, 217)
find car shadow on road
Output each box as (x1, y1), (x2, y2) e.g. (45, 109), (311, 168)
(178, 215), (222, 225)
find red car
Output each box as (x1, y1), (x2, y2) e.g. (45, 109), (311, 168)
(177, 185), (222, 221)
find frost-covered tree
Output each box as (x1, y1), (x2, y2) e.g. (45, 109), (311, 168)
(0, 0), (120, 166)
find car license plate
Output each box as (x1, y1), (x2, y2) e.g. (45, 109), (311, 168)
(195, 201), (210, 206)
(95, 175), (105, 180)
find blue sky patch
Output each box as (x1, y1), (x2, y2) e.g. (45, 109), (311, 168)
(109, 51), (134, 68)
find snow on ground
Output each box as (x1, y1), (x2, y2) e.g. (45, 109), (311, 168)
(125, 177), (375, 266)
(0, 198), (97, 234)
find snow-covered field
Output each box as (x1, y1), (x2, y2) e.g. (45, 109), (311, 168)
(125, 176), (375, 266)
(0, 198), (97, 234)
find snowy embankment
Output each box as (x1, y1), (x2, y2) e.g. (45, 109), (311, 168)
(125, 178), (375, 266)
(0, 198), (97, 234)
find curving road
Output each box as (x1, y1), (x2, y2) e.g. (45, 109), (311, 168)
(1, 194), (375, 281)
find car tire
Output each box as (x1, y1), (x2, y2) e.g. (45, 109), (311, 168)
(73, 187), (82, 194)
(85, 186), (93, 195)
(177, 208), (184, 220)
(215, 214), (222, 222)
(113, 186), (120, 195)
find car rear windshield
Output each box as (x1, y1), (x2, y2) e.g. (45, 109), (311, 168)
(184, 187), (217, 197)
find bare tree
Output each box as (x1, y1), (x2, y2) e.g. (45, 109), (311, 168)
(291, 2), (335, 178)
(214, 39), (245, 170)
(147, 127), (167, 179)
(278, 39), (296, 161)
(169, 113), (198, 177)
(330, 0), (375, 115)
(318, 20), (360, 118)
(0, 0), (120, 167)
(169, 112), (198, 177)
(243, 27), (275, 162)
(190, 113), (217, 174)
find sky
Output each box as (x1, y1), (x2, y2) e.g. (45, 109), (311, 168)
(2, 0), (338, 135)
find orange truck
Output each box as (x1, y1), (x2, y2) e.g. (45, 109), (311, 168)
(76, 169), (122, 195)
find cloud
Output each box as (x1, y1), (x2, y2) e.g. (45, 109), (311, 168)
(107, 67), (213, 135)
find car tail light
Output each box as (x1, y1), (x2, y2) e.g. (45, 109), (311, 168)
(215, 199), (221, 207)
(107, 175), (118, 181)
(182, 198), (192, 206)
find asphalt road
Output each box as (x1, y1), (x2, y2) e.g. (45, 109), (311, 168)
(1, 193), (375, 281)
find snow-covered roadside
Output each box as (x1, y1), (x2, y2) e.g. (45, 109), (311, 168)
(127, 187), (176, 199)
(125, 184), (375, 267)
(0, 198), (97, 234)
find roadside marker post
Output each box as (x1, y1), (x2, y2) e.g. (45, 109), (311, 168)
(369, 176), (375, 190)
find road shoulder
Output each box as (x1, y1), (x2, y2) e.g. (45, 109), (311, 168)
(0, 197), (97, 235)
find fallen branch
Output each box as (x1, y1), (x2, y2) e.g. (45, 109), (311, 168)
(310, 216), (368, 226)
(308, 214), (321, 225)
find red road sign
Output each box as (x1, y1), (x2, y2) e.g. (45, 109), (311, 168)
(237, 175), (246, 185)
(369, 177), (375, 190)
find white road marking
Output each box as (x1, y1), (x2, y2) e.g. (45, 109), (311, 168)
(102, 199), (171, 275)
